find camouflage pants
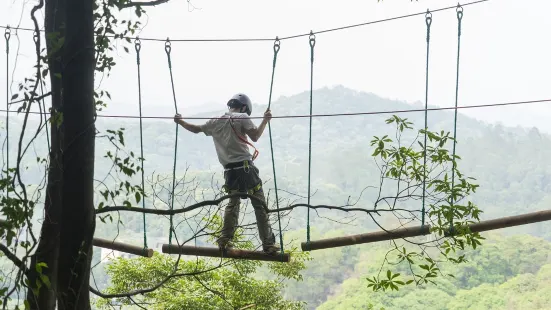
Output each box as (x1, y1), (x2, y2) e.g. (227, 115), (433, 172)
(218, 161), (276, 246)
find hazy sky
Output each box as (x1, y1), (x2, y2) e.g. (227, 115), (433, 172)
(1, 0), (550, 131)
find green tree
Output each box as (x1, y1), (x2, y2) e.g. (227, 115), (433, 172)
(317, 234), (551, 310)
(94, 216), (310, 310)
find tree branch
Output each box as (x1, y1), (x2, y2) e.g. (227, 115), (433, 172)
(119, 0), (170, 8)
(10, 91), (52, 105)
(90, 263), (227, 299)
(95, 193), (420, 217)
(0, 243), (29, 277)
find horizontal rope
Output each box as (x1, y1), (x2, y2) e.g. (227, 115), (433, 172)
(2, 98), (549, 120)
(0, 0), (488, 43)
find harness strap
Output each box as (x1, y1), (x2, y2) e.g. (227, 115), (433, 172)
(221, 182), (262, 194)
(229, 116), (259, 161)
(222, 160), (263, 195)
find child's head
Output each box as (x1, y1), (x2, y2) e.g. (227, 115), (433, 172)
(227, 93), (252, 116)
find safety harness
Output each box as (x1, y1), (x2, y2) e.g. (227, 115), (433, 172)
(220, 115), (263, 196)
(222, 160), (263, 195)
(228, 115), (259, 161)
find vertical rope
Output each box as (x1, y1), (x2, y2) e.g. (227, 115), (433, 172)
(306, 31), (316, 244)
(135, 37), (148, 249)
(421, 11), (432, 227)
(4, 26), (11, 191)
(4, 27), (10, 186)
(450, 5), (463, 229)
(165, 38), (179, 245)
(266, 37), (284, 254)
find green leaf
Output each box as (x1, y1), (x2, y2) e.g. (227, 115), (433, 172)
(40, 274), (51, 289)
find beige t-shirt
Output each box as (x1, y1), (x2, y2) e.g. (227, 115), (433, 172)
(200, 112), (257, 166)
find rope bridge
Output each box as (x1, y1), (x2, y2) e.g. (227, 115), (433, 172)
(3, 1), (551, 263)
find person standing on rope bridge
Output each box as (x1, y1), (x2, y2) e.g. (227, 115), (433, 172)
(173, 93), (281, 255)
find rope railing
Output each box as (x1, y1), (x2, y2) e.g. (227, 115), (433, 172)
(2, 98), (549, 120)
(0, 0), (489, 43)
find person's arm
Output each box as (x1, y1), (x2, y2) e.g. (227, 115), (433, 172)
(174, 114), (202, 134)
(245, 109), (272, 142)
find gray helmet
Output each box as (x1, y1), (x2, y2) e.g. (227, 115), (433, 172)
(227, 93), (252, 116)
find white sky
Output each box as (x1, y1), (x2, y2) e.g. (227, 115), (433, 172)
(1, 0), (550, 131)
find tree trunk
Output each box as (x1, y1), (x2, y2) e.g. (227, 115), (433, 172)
(26, 0), (66, 308)
(56, 0), (96, 308)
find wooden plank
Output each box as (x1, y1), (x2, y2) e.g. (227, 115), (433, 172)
(1, 222), (153, 259)
(466, 209), (551, 233)
(93, 237), (154, 258)
(301, 209), (551, 251)
(301, 225), (432, 251)
(162, 244), (290, 263)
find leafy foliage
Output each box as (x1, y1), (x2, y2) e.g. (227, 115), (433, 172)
(95, 216), (309, 310)
(356, 115), (483, 291)
(316, 234), (551, 310)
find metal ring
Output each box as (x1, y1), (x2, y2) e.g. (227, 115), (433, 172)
(165, 38), (172, 54)
(456, 4), (464, 20)
(425, 10), (433, 27)
(135, 37), (142, 52)
(4, 26), (11, 41)
(309, 31), (316, 48)
(273, 36), (280, 53)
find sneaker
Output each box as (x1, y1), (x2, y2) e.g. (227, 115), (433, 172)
(262, 244), (281, 255)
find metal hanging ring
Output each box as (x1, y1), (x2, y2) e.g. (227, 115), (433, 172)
(4, 26), (11, 41)
(456, 4), (464, 20)
(309, 31), (316, 48)
(135, 37), (142, 52)
(425, 10), (433, 27)
(165, 38), (172, 54)
(273, 37), (280, 53)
